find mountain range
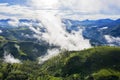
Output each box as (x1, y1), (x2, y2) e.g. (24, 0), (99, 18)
(63, 18), (120, 46)
(0, 18), (120, 80)
(0, 18), (120, 60)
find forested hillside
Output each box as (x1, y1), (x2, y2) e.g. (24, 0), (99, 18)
(0, 46), (120, 80)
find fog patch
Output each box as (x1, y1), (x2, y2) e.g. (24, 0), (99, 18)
(0, 30), (2, 33)
(39, 48), (60, 64)
(8, 18), (19, 27)
(29, 11), (91, 51)
(99, 27), (108, 30)
(25, 11), (91, 63)
(104, 35), (120, 46)
(4, 52), (21, 64)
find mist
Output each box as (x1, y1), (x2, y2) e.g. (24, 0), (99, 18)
(4, 51), (21, 64)
(1, 10), (92, 63)
(27, 11), (92, 63)
(39, 48), (60, 64)
(31, 11), (91, 50)
(104, 35), (120, 46)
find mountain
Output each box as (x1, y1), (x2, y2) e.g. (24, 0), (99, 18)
(0, 19), (12, 23)
(82, 19), (120, 46)
(39, 46), (120, 79)
(108, 19), (120, 27)
(0, 40), (49, 61)
(62, 18), (120, 46)
(0, 18), (120, 47)
(0, 18), (120, 80)
(63, 18), (114, 27)
(0, 46), (120, 80)
(0, 19), (40, 28)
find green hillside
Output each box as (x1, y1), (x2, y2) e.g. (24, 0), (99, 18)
(0, 46), (120, 80)
(0, 41), (48, 61)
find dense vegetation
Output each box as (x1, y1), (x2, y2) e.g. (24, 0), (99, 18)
(0, 37), (50, 61)
(0, 46), (120, 80)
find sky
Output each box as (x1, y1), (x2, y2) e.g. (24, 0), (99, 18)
(0, 0), (120, 20)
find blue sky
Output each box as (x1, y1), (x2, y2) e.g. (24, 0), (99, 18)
(0, 0), (120, 20)
(0, 0), (26, 5)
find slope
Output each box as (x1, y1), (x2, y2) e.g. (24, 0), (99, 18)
(0, 46), (119, 80)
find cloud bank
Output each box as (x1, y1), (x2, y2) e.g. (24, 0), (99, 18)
(0, 30), (2, 33)
(104, 35), (120, 46)
(0, 0), (120, 19)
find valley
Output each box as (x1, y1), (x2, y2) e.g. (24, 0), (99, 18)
(0, 18), (120, 80)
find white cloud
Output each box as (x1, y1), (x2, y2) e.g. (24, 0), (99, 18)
(28, 0), (60, 9)
(99, 27), (108, 30)
(104, 35), (120, 46)
(39, 48), (60, 63)
(0, 30), (2, 33)
(0, 3), (9, 6)
(60, 0), (102, 13)
(4, 52), (21, 64)
(60, 0), (120, 14)
(27, 0), (120, 15)
(60, 14), (120, 20)
(19, 22), (31, 26)
(0, 0), (120, 20)
(27, 0), (120, 20)
(0, 4), (36, 19)
(8, 17), (19, 27)
(29, 11), (91, 51)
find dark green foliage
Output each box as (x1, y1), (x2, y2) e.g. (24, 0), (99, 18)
(0, 46), (120, 80)
(18, 41), (48, 60)
(0, 27), (35, 41)
(40, 46), (120, 79)
(87, 69), (120, 80)
(0, 41), (48, 61)
(62, 56), (83, 76)
(6, 70), (28, 80)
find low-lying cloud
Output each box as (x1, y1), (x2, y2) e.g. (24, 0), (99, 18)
(28, 11), (91, 51)
(104, 35), (120, 46)
(39, 48), (60, 63)
(4, 52), (21, 64)
(0, 30), (2, 33)
(27, 11), (91, 63)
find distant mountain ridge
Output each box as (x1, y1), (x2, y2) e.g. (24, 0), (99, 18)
(63, 18), (120, 46)
(0, 18), (120, 46)
(0, 18), (119, 29)
(63, 18), (120, 27)
(0, 19), (119, 55)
